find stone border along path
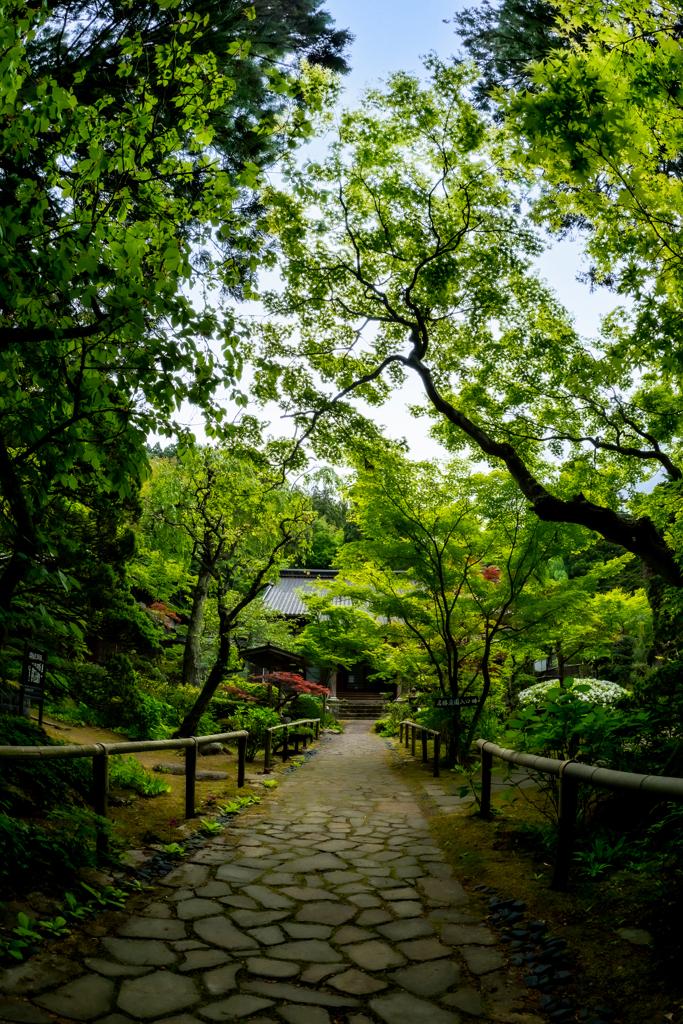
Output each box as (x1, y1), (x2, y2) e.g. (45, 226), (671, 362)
(0, 722), (552, 1024)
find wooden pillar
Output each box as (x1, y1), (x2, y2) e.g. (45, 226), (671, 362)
(411, 725), (416, 757)
(315, 719), (320, 739)
(480, 746), (493, 819)
(92, 747), (109, 860)
(421, 729), (428, 763)
(237, 733), (246, 788)
(433, 735), (441, 778)
(282, 727), (288, 762)
(264, 730), (272, 772)
(185, 740), (197, 819)
(552, 764), (579, 890)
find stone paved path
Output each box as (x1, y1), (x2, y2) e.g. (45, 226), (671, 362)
(1, 723), (545, 1024)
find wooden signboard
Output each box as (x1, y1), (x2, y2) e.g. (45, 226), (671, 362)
(20, 644), (47, 726)
(434, 696), (479, 708)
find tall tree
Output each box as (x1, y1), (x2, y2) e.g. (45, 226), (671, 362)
(253, 57), (683, 586)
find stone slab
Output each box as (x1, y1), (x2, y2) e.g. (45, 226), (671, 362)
(249, 925), (286, 945)
(460, 945), (506, 975)
(265, 939), (342, 963)
(386, 901), (423, 918)
(283, 853), (347, 871)
(279, 887), (340, 901)
(231, 910), (289, 928)
(441, 987), (483, 1015)
(0, 956), (83, 996)
(328, 969), (388, 995)
(380, 887), (420, 901)
(195, 882), (232, 898)
(396, 937), (453, 961)
(283, 923), (332, 939)
(193, 916), (258, 949)
(441, 923), (496, 946)
(117, 972), (198, 1019)
(417, 878), (466, 905)
(33, 974), (114, 1021)
(246, 957), (300, 978)
(199, 995), (274, 1019)
(179, 950), (230, 972)
(369, 992), (460, 1024)
(202, 964), (241, 996)
(83, 958), (153, 978)
(176, 899), (223, 921)
(215, 865), (262, 884)
(387, 959), (462, 996)
(160, 865), (210, 888)
(343, 940), (407, 971)
(377, 920), (435, 941)
(242, 981), (359, 1007)
(277, 1007), (330, 1024)
(117, 917), (186, 940)
(242, 886), (295, 910)
(101, 938), (178, 967)
(0, 995), (51, 1023)
(295, 904), (357, 926)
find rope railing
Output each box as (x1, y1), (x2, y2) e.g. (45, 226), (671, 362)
(264, 718), (321, 772)
(477, 738), (683, 889)
(399, 719), (441, 777)
(0, 731), (248, 857)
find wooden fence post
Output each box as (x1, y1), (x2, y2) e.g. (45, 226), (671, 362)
(480, 745), (493, 819)
(421, 729), (428, 763)
(237, 734), (246, 788)
(433, 735), (441, 777)
(552, 762), (579, 890)
(282, 727), (288, 762)
(404, 723), (411, 750)
(264, 730), (272, 772)
(411, 724), (416, 757)
(92, 746), (109, 860)
(294, 734), (300, 756)
(315, 719), (320, 739)
(185, 740), (197, 819)
(399, 723), (403, 744)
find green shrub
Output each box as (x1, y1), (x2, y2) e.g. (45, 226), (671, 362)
(109, 755), (171, 796)
(291, 695), (321, 721)
(225, 706), (280, 761)
(0, 716), (93, 811)
(0, 803), (109, 889)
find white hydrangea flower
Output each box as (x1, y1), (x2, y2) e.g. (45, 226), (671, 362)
(518, 677), (629, 708)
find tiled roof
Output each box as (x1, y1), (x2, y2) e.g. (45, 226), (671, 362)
(262, 570), (352, 617)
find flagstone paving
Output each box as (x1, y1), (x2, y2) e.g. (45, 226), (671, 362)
(1, 722), (547, 1024)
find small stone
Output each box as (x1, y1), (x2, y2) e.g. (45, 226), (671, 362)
(388, 960), (461, 996)
(179, 950), (230, 972)
(199, 995), (274, 1019)
(33, 974), (114, 1021)
(283, 923), (332, 939)
(176, 899), (222, 921)
(460, 946), (506, 975)
(617, 928), (653, 946)
(154, 763), (186, 775)
(193, 916), (258, 949)
(277, 1007), (330, 1024)
(381, 887), (420, 901)
(160, 864), (210, 888)
(84, 959), (153, 977)
(198, 741), (223, 755)
(328, 969), (388, 995)
(324, 871), (363, 884)
(232, 910), (290, 928)
(369, 991), (460, 1024)
(101, 938), (178, 966)
(343, 940), (407, 971)
(219, 895), (258, 910)
(295, 904), (357, 926)
(202, 964), (241, 996)
(0, 995), (51, 1023)
(266, 940), (342, 963)
(117, 972), (198, 1019)
(169, 889), (195, 902)
(279, 887), (340, 901)
(241, 981), (358, 1007)
(242, 886), (295, 909)
(117, 917), (186, 940)
(246, 957), (300, 978)
(397, 937), (452, 961)
(441, 924), (496, 946)
(377, 920), (434, 941)
(440, 987), (483, 1015)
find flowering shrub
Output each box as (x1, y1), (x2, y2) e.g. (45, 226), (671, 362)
(518, 678), (629, 708)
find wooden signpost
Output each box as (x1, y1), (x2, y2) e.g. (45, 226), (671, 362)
(20, 644), (47, 726)
(434, 696), (479, 708)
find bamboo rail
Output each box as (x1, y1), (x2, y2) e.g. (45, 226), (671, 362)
(0, 731), (248, 858)
(399, 719), (441, 777)
(476, 738), (683, 889)
(264, 718), (320, 772)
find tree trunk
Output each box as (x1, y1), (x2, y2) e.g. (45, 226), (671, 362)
(182, 567), (212, 688)
(176, 625), (233, 737)
(556, 642), (566, 685)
